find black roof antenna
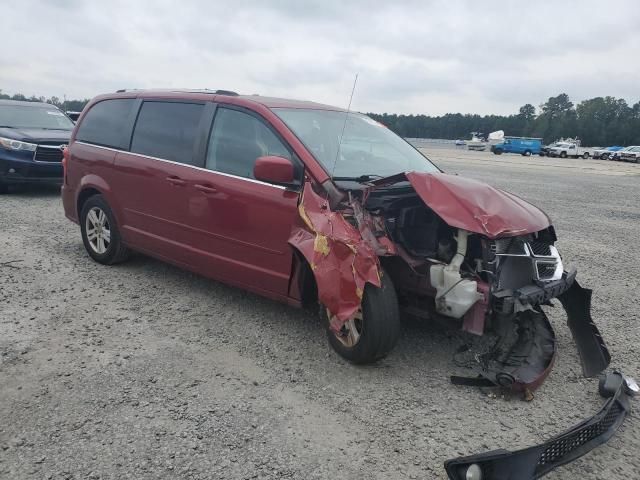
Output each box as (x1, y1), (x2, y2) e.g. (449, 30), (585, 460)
(330, 73), (359, 177)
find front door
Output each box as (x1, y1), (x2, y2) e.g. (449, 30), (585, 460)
(183, 106), (302, 297)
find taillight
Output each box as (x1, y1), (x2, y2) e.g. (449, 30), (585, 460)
(62, 146), (69, 183)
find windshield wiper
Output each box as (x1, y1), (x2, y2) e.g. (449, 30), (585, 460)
(332, 174), (385, 183)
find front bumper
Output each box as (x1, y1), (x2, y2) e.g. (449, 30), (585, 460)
(445, 371), (635, 480)
(460, 273), (610, 392)
(0, 153), (62, 184)
(493, 268), (577, 314)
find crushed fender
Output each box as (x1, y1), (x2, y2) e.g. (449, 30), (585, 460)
(288, 182), (381, 331)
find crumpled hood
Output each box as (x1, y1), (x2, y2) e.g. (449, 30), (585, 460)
(386, 172), (551, 238)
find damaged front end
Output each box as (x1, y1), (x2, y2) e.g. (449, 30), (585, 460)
(291, 171), (610, 392)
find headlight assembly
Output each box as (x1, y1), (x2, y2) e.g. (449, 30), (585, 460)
(0, 136), (37, 152)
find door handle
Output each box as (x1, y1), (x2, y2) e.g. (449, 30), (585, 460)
(166, 176), (186, 186)
(194, 183), (218, 194)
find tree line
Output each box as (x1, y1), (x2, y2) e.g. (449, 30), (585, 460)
(0, 90), (89, 113)
(368, 93), (640, 147)
(2, 89), (638, 146)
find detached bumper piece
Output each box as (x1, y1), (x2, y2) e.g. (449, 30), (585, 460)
(558, 280), (611, 377)
(444, 371), (636, 480)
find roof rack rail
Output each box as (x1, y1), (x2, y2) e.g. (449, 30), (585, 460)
(213, 90), (239, 96)
(115, 88), (239, 96)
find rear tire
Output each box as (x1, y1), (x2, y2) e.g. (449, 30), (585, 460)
(326, 271), (400, 364)
(560, 151), (568, 158)
(523, 150), (532, 156)
(80, 194), (130, 265)
(582, 152), (590, 159)
(601, 153), (610, 160)
(493, 149), (503, 155)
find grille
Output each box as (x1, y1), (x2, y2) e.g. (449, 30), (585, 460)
(34, 145), (64, 163)
(498, 257), (536, 290)
(537, 403), (622, 467)
(529, 241), (552, 257)
(492, 238), (527, 255)
(536, 263), (557, 279)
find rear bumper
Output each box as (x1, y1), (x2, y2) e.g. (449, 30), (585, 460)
(61, 184), (78, 223)
(445, 371), (635, 479)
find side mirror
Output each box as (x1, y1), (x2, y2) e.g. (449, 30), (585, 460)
(254, 155), (295, 184)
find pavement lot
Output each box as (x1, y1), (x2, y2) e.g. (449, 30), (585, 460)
(1, 149), (639, 479)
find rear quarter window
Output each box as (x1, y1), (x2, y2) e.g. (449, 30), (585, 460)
(130, 101), (204, 165)
(75, 99), (135, 149)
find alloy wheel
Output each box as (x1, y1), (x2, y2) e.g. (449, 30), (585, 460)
(329, 308), (364, 348)
(85, 206), (111, 254)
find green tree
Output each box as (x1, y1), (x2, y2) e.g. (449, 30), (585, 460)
(518, 104), (536, 121)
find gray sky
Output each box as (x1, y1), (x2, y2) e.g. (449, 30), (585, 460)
(3, 0), (639, 115)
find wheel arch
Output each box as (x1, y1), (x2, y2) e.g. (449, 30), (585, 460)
(76, 175), (120, 223)
(76, 187), (102, 218)
(287, 244), (318, 308)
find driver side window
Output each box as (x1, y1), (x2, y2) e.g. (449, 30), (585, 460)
(206, 108), (291, 179)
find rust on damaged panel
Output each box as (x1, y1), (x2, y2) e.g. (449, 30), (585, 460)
(288, 182), (381, 331)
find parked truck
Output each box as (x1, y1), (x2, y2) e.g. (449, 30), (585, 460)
(490, 136), (542, 156)
(546, 139), (592, 159)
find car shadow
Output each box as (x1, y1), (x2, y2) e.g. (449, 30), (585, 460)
(2, 183), (61, 197)
(112, 252), (462, 372)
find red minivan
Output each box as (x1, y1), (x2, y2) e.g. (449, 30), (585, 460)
(62, 89), (609, 393)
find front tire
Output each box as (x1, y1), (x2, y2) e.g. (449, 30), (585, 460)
(80, 194), (130, 265)
(493, 149), (503, 155)
(326, 271), (400, 364)
(522, 150), (532, 156)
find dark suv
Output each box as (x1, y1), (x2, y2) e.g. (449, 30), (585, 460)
(0, 100), (73, 192)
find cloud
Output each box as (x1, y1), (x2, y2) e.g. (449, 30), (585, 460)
(2, 0), (639, 115)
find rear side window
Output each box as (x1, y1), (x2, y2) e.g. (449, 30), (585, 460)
(130, 101), (204, 165)
(76, 99), (134, 149)
(206, 108), (291, 179)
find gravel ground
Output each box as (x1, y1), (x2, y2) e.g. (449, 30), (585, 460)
(1, 150), (639, 479)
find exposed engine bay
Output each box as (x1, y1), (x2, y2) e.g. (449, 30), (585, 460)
(290, 171), (611, 395)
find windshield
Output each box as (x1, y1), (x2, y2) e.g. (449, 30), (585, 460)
(0, 105), (74, 130)
(273, 108), (439, 178)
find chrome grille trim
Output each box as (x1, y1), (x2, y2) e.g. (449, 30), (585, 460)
(33, 143), (66, 163)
